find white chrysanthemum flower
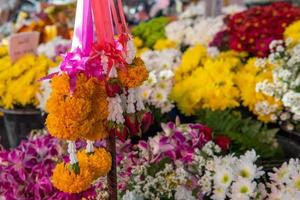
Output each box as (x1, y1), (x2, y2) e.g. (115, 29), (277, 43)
(151, 89), (168, 105)
(280, 112), (291, 121)
(211, 186), (227, 200)
(214, 168), (233, 188)
(293, 114), (300, 121)
(230, 179), (256, 200)
(268, 162), (291, 184)
(159, 69), (174, 80)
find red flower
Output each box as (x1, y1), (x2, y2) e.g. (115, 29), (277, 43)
(201, 125), (213, 142)
(124, 113), (141, 136)
(214, 2), (300, 57)
(215, 135), (231, 151)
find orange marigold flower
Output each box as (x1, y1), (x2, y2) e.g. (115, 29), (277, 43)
(51, 162), (93, 194)
(46, 73), (108, 140)
(77, 148), (112, 179)
(118, 57), (148, 88)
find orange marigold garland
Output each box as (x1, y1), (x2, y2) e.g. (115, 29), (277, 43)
(118, 57), (148, 88)
(46, 73), (108, 141)
(77, 147), (112, 179)
(51, 162), (94, 194)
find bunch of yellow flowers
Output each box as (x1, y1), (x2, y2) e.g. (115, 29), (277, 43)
(0, 51), (57, 109)
(284, 20), (300, 44)
(171, 45), (244, 115)
(236, 58), (282, 123)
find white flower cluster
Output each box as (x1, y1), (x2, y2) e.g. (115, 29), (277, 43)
(37, 37), (71, 59)
(37, 66), (59, 111)
(264, 159), (300, 199)
(128, 163), (188, 200)
(165, 16), (224, 47)
(119, 136), (300, 200)
(256, 40), (300, 130)
(195, 149), (264, 200)
(254, 101), (278, 121)
(165, 2), (245, 47)
(140, 49), (181, 113)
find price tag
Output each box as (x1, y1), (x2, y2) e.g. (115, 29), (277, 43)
(205, 0), (223, 17)
(8, 32), (40, 62)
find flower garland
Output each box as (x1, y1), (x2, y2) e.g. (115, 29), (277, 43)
(46, 73), (108, 140)
(45, 0), (151, 195)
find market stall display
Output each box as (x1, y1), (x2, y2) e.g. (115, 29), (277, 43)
(1, 0), (300, 200)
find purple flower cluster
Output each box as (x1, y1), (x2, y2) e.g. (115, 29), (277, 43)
(0, 134), (96, 200)
(115, 121), (215, 192)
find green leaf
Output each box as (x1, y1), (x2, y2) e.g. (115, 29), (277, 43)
(196, 109), (283, 159)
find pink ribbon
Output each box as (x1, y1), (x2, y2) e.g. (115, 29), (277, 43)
(42, 0), (103, 93)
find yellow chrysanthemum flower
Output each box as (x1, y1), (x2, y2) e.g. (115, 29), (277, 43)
(174, 44), (207, 82)
(0, 54), (57, 109)
(133, 37), (143, 48)
(171, 48), (243, 115)
(51, 162), (93, 194)
(153, 39), (178, 51)
(77, 148), (112, 179)
(46, 73), (108, 140)
(284, 20), (300, 43)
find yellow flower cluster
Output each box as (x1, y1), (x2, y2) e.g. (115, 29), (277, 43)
(153, 39), (178, 51)
(118, 57), (148, 88)
(174, 44), (207, 82)
(0, 45), (8, 58)
(46, 73), (108, 140)
(133, 37), (150, 57)
(77, 148), (112, 179)
(235, 58), (282, 122)
(51, 162), (93, 194)
(0, 53), (57, 109)
(284, 20), (300, 43)
(171, 46), (244, 115)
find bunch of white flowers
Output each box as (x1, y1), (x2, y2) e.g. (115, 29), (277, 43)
(194, 149), (264, 200)
(264, 159), (300, 199)
(165, 2), (245, 47)
(37, 37), (71, 59)
(256, 40), (300, 131)
(140, 49), (181, 113)
(128, 163), (189, 200)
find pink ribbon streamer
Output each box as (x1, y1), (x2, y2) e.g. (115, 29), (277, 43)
(72, 0), (93, 54)
(42, 0), (102, 94)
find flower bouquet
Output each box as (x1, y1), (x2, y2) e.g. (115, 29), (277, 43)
(212, 2), (300, 57)
(0, 45), (58, 147)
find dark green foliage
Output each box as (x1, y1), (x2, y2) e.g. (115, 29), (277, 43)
(196, 109), (283, 159)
